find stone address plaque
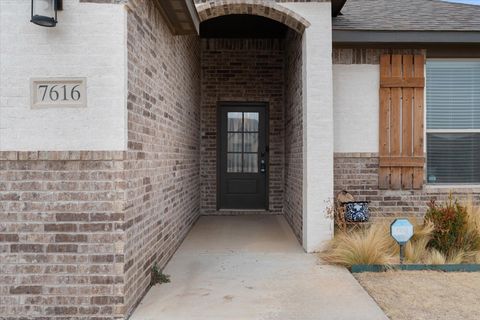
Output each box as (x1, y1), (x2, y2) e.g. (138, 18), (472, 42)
(31, 78), (87, 108)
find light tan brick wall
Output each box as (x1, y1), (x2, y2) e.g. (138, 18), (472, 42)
(333, 47), (426, 65)
(334, 153), (480, 217)
(123, 0), (201, 316)
(200, 38), (285, 215)
(284, 29), (304, 242)
(0, 151), (127, 319)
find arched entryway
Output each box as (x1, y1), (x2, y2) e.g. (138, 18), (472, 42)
(196, 0), (310, 33)
(196, 0), (307, 246)
(131, 1), (337, 318)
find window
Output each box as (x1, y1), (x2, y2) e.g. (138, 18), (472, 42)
(226, 112), (259, 173)
(426, 60), (480, 184)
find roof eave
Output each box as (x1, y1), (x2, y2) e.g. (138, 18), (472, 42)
(155, 0), (199, 35)
(332, 30), (480, 45)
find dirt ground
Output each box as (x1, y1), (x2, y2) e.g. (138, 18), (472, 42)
(354, 271), (480, 320)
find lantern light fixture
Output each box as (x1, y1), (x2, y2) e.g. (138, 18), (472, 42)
(31, 0), (63, 28)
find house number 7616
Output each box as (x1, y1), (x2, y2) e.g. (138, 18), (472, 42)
(31, 78), (86, 108)
(38, 84), (81, 102)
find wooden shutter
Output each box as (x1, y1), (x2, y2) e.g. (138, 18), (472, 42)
(379, 54), (425, 190)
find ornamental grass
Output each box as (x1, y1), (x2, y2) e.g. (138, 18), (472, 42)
(321, 197), (480, 267)
(320, 223), (397, 267)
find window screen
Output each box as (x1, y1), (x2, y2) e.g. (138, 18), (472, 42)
(426, 60), (480, 184)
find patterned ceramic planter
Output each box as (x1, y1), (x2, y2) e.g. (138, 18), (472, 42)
(344, 201), (370, 222)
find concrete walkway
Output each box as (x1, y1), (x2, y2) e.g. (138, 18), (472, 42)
(130, 215), (387, 320)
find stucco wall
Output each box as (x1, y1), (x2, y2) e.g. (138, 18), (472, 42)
(0, 0), (126, 151)
(333, 64), (379, 153)
(332, 47), (426, 154)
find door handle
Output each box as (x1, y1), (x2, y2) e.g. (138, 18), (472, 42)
(260, 159), (266, 173)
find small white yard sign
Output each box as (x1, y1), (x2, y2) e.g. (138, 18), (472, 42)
(390, 219), (414, 244)
(391, 219), (414, 264)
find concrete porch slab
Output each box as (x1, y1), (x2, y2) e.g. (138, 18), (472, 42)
(130, 215), (387, 320)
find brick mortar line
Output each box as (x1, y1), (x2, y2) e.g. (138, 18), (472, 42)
(0, 151), (126, 161)
(334, 152), (379, 158)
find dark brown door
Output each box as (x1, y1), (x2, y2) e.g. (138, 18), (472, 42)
(218, 103), (268, 210)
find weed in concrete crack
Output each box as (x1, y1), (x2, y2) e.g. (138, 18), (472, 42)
(151, 263), (170, 286)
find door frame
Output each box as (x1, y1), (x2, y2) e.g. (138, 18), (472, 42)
(216, 101), (270, 211)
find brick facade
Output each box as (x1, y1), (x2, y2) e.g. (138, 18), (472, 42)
(333, 47), (427, 65)
(200, 38), (285, 215)
(4, 0), (480, 318)
(124, 0), (201, 316)
(0, 0), (201, 318)
(333, 47), (480, 217)
(334, 153), (480, 216)
(0, 1), (311, 318)
(0, 151), (126, 319)
(284, 29), (304, 242)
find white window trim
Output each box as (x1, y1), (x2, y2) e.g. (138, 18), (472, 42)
(424, 184), (480, 191)
(425, 58), (480, 186)
(427, 129), (480, 133)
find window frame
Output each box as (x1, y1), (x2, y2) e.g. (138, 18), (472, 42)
(425, 58), (480, 186)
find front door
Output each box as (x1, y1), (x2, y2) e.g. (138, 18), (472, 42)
(218, 103), (268, 210)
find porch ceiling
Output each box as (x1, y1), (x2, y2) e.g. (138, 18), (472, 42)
(155, 0), (200, 35)
(200, 15), (289, 38)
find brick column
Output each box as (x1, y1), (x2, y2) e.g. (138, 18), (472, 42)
(281, 2), (334, 252)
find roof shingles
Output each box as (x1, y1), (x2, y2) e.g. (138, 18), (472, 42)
(333, 0), (480, 31)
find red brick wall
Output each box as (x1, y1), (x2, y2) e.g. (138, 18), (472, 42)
(284, 30), (304, 242)
(0, 151), (126, 319)
(200, 38), (285, 215)
(124, 0), (201, 315)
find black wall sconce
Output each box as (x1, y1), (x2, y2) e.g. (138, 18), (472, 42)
(31, 0), (63, 27)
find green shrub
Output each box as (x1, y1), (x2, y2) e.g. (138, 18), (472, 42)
(150, 263), (170, 286)
(425, 197), (480, 257)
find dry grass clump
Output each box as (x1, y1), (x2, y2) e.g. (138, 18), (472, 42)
(423, 249), (472, 265)
(321, 197), (480, 267)
(320, 223), (397, 267)
(404, 221), (434, 263)
(423, 249), (447, 265)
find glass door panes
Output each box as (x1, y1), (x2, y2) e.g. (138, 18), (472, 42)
(227, 112), (259, 173)
(244, 112), (259, 131)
